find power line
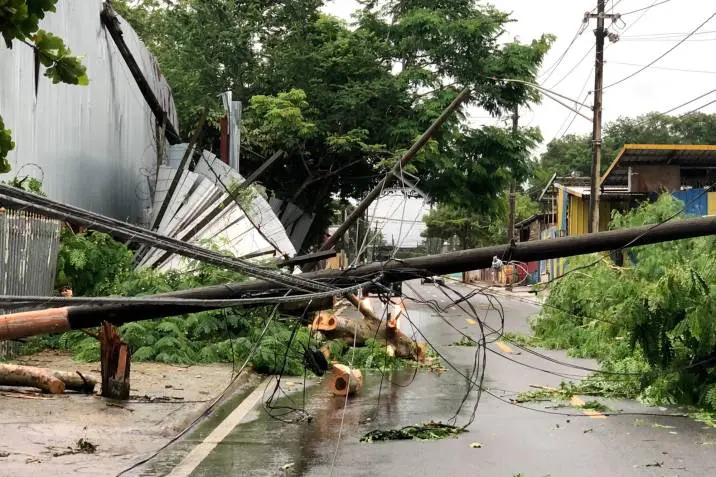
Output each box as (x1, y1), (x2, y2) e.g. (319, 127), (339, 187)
(603, 11), (716, 90)
(540, 20), (590, 84)
(620, 36), (716, 42)
(681, 98), (716, 116)
(620, 0), (674, 16)
(608, 61), (716, 75)
(621, 30), (716, 38)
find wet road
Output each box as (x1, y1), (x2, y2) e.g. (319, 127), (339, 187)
(149, 281), (716, 477)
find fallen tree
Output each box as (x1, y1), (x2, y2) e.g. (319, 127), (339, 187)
(312, 312), (425, 361)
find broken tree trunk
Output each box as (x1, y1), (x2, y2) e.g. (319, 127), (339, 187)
(329, 363), (363, 397)
(50, 370), (97, 394)
(313, 315), (425, 361)
(0, 363), (65, 394)
(100, 322), (131, 400)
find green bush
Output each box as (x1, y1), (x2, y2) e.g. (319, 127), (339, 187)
(532, 195), (716, 409)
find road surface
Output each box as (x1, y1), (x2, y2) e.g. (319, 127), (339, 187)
(145, 281), (716, 477)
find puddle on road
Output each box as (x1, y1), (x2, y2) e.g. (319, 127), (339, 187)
(179, 365), (478, 477)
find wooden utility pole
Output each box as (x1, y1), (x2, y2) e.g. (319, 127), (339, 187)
(3, 215), (716, 339)
(507, 105), (519, 242)
(586, 1), (619, 233)
(320, 87), (471, 252)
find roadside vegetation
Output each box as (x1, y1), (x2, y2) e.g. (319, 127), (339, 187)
(530, 195), (716, 411)
(20, 227), (421, 375)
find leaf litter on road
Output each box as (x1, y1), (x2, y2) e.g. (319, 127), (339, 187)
(360, 422), (466, 443)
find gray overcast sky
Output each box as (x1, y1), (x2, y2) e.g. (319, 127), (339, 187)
(323, 0), (716, 150)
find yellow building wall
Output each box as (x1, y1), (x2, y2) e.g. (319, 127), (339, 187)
(556, 188), (565, 232)
(708, 192), (716, 216)
(568, 196), (589, 236)
(599, 202), (611, 231)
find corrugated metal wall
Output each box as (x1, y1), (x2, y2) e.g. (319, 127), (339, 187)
(0, 210), (62, 358)
(0, 1), (177, 225)
(673, 189), (709, 217)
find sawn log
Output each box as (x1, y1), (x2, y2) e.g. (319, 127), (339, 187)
(314, 315), (425, 361)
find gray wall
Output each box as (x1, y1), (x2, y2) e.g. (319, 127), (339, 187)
(0, 1), (178, 225)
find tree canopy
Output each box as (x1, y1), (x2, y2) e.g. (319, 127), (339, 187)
(536, 112), (716, 182)
(115, 0), (553, 249)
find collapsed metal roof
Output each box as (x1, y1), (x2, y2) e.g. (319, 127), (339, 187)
(138, 145), (296, 271)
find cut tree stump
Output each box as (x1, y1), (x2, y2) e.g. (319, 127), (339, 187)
(0, 363), (65, 394)
(100, 322), (131, 400)
(329, 364), (363, 396)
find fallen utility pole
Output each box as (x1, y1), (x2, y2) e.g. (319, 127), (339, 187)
(2, 215), (715, 340)
(319, 87), (471, 252)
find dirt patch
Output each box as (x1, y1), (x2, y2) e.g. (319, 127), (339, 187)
(0, 350), (259, 476)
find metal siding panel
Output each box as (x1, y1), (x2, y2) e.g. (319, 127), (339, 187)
(688, 189), (708, 217)
(0, 2), (177, 224)
(674, 189), (708, 216)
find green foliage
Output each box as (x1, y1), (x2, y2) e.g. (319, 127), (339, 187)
(502, 331), (540, 348)
(55, 229), (135, 297)
(33, 29), (89, 85)
(114, 0), (553, 249)
(7, 175), (45, 195)
(536, 112), (716, 182)
(451, 335), (477, 347)
(0, 115), (14, 173)
(1, 1), (88, 173)
(532, 194), (716, 410)
(580, 400), (611, 412)
(423, 191), (539, 249)
(360, 422), (466, 442)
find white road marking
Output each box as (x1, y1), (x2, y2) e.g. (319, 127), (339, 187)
(167, 378), (268, 477)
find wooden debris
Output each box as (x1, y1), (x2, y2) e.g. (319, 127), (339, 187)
(328, 364), (363, 397)
(0, 363), (65, 394)
(100, 322), (131, 400)
(324, 316), (425, 361)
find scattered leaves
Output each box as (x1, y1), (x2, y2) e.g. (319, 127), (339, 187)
(360, 422), (466, 443)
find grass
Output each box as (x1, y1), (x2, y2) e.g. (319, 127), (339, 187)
(451, 335), (477, 347)
(580, 400), (611, 412)
(501, 331), (541, 347)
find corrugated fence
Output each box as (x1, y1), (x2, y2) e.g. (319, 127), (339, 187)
(0, 210), (62, 358)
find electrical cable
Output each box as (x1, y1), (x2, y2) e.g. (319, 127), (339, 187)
(620, 0), (674, 16)
(602, 11), (716, 91)
(115, 300), (285, 476)
(607, 61), (716, 75)
(0, 277), (380, 309)
(403, 281), (708, 420)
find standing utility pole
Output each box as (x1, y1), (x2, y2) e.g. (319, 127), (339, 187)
(507, 105), (519, 242)
(588, 0), (606, 233)
(585, 1), (619, 232)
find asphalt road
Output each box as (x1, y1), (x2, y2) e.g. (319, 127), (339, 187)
(150, 281), (716, 477)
